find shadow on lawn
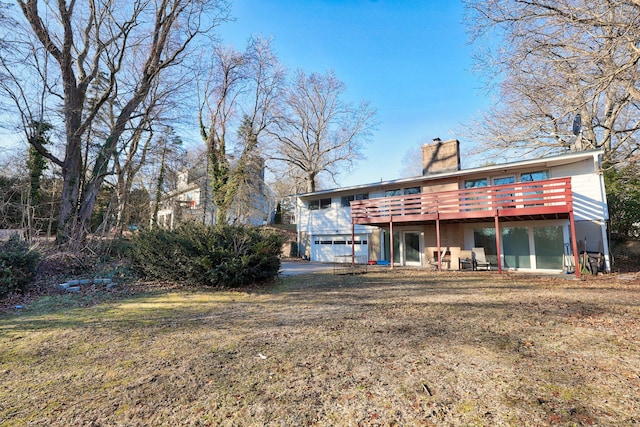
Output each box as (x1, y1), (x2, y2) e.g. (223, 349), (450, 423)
(2, 270), (638, 425)
(0, 271), (616, 342)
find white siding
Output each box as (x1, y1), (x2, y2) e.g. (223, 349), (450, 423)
(550, 157), (608, 221)
(312, 235), (369, 263)
(297, 196), (377, 261)
(297, 197), (375, 237)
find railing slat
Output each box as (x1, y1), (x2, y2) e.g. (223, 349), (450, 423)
(350, 177), (572, 222)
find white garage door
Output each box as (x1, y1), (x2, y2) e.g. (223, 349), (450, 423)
(312, 235), (369, 263)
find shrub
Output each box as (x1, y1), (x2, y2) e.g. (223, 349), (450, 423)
(37, 251), (95, 277)
(0, 236), (40, 297)
(129, 223), (284, 288)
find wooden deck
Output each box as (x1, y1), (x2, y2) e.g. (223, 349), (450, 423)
(350, 177), (573, 225)
(349, 177), (581, 278)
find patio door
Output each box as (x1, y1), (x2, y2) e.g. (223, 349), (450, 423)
(389, 231), (424, 266)
(404, 232), (423, 266)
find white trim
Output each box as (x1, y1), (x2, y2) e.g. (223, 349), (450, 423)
(297, 150), (603, 198)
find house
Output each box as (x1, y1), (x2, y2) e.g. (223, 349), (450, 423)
(295, 139), (610, 277)
(155, 166), (210, 229)
(155, 157), (275, 228)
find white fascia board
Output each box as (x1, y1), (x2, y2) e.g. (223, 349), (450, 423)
(297, 149), (603, 199)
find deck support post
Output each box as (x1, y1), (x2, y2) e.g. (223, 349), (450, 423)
(389, 217), (394, 270)
(494, 212), (502, 274)
(436, 214), (442, 271)
(569, 210), (580, 279)
(351, 221), (355, 267)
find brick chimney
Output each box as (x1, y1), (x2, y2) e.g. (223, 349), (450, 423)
(421, 138), (460, 175)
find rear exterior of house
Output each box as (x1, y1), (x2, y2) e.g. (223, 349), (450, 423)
(156, 159), (275, 229)
(295, 140), (610, 275)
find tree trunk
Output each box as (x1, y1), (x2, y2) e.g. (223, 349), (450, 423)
(305, 172), (316, 193)
(57, 134), (83, 245)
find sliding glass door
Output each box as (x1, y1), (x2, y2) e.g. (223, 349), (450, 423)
(471, 222), (566, 271)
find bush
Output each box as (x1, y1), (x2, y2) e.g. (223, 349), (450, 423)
(129, 223), (284, 288)
(37, 251), (95, 277)
(0, 236), (40, 297)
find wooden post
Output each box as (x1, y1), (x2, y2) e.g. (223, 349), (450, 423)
(569, 210), (580, 279)
(494, 213), (502, 274)
(389, 217), (394, 269)
(351, 221), (355, 267)
(436, 215), (442, 271)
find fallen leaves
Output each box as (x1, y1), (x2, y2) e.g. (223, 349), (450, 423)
(1, 270), (640, 425)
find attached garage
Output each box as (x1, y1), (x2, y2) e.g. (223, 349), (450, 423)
(311, 234), (369, 263)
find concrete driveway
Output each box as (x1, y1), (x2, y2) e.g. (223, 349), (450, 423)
(279, 261), (335, 276)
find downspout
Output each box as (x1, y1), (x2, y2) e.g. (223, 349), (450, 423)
(596, 154), (611, 272)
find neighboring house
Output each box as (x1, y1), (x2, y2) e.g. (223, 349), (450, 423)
(295, 139), (610, 277)
(156, 166), (210, 229)
(156, 158), (275, 228)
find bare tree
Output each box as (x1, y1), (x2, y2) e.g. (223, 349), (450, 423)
(398, 143), (425, 178)
(464, 0), (640, 164)
(149, 127), (184, 228)
(269, 70), (377, 193)
(1, 0), (230, 249)
(199, 37), (284, 224)
(109, 76), (186, 235)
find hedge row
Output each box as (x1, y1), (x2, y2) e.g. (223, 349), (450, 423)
(129, 223), (284, 288)
(0, 236), (40, 297)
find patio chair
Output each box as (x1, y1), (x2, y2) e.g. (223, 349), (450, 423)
(459, 250), (473, 270)
(472, 247), (492, 271)
(429, 248), (449, 269)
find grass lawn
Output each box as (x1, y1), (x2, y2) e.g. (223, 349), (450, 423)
(1, 270), (639, 426)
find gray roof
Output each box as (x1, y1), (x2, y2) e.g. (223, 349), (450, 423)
(298, 149), (603, 199)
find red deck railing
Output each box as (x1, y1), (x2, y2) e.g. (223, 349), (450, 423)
(350, 177), (573, 224)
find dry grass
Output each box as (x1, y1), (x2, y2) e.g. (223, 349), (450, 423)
(1, 270), (640, 426)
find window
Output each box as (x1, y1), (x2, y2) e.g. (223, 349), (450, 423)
(464, 178), (489, 210)
(385, 186), (421, 197)
(320, 198), (331, 209)
(521, 170), (549, 182)
(493, 176), (516, 208)
(493, 176), (515, 186)
(404, 187), (421, 195)
(348, 240), (367, 245)
(464, 178), (488, 189)
(308, 198), (332, 210)
(521, 170), (549, 206)
(341, 193), (369, 207)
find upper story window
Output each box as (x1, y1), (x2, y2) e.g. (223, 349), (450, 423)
(385, 186), (421, 197)
(308, 198), (332, 210)
(464, 170), (550, 188)
(492, 176), (515, 186)
(341, 193), (369, 207)
(464, 178), (488, 189)
(521, 170), (549, 182)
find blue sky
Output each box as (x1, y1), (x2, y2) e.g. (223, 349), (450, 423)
(218, 0), (491, 188)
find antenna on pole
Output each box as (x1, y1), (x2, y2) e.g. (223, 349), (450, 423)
(571, 113), (583, 151)
(572, 113), (582, 136)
